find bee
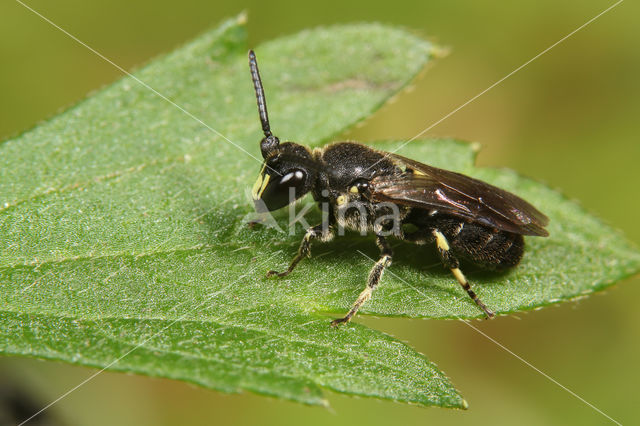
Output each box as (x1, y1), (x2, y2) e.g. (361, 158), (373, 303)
(247, 50), (549, 325)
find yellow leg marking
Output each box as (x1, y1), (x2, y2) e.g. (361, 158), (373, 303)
(432, 229), (450, 251)
(336, 195), (347, 205)
(452, 267), (466, 285)
(431, 230), (495, 319)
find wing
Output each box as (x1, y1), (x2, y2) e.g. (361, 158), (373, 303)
(370, 154), (549, 236)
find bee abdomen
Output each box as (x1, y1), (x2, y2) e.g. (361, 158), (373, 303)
(446, 220), (524, 270)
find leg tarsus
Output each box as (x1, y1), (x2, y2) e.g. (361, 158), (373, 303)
(331, 286), (374, 326)
(267, 223), (331, 278)
(266, 269), (293, 278)
(266, 251), (307, 277)
(332, 236), (392, 326)
(330, 316), (350, 327)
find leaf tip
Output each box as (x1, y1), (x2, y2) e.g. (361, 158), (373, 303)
(429, 44), (451, 60)
(461, 398), (469, 410)
(236, 10), (248, 26)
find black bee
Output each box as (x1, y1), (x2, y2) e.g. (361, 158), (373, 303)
(248, 50), (549, 325)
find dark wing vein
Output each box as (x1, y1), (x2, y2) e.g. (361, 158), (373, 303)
(370, 154), (549, 236)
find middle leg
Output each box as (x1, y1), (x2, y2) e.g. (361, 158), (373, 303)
(331, 235), (393, 326)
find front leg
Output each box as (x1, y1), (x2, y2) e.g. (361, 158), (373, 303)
(266, 223), (333, 278)
(331, 235), (393, 326)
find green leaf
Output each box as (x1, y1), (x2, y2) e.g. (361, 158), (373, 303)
(0, 15), (465, 408)
(3, 13), (639, 410)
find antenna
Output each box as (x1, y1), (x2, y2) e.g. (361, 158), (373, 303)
(249, 50), (273, 137)
(249, 50), (280, 158)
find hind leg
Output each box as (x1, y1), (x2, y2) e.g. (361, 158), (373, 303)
(432, 229), (495, 318)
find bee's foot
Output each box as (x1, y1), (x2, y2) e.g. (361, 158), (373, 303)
(266, 269), (289, 278)
(330, 317), (351, 327)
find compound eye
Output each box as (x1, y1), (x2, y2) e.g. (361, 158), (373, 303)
(348, 179), (370, 194)
(257, 168), (308, 212)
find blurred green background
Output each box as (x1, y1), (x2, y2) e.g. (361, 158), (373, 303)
(1, 0), (638, 425)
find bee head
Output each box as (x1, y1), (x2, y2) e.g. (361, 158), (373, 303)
(248, 51), (316, 212)
(251, 143), (316, 212)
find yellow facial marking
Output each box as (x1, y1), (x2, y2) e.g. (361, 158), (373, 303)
(251, 164), (268, 200)
(251, 172), (271, 201)
(251, 174), (264, 200)
(349, 186), (359, 194)
(451, 267), (466, 285)
(257, 173), (271, 199)
(433, 230), (450, 251)
(336, 195), (347, 206)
